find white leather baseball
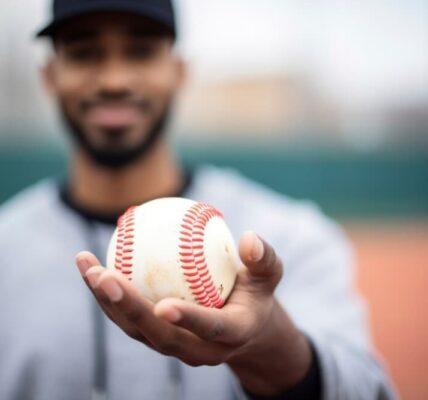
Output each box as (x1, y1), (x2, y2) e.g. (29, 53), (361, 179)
(106, 198), (239, 308)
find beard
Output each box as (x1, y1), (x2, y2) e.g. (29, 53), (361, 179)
(59, 100), (172, 169)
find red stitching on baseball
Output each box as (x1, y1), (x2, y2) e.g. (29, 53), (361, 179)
(115, 206), (136, 281)
(199, 270), (209, 278)
(178, 202), (225, 308)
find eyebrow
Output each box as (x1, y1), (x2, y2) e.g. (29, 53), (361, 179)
(127, 26), (171, 39)
(59, 29), (100, 44)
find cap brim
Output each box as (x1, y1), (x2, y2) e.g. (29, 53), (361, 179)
(36, 1), (175, 38)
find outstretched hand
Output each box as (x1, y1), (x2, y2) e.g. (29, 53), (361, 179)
(76, 231), (311, 396)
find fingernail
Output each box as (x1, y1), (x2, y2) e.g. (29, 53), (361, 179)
(76, 257), (91, 276)
(250, 232), (264, 262)
(102, 280), (123, 302)
(86, 271), (100, 288)
(164, 308), (182, 323)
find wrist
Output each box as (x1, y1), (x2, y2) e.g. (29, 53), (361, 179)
(242, 339), (322, 400)
(228, 300), (312, 396)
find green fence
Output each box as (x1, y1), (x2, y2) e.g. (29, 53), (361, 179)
(1, 143), (427, 217)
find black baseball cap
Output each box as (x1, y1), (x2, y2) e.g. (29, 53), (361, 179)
(36, 0), (176, 38)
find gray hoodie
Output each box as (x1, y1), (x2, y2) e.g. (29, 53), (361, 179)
(0, 166), (395, 400)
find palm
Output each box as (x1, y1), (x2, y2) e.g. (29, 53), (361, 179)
(76, 231), (283, 365)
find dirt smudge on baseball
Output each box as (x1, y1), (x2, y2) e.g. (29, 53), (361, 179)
(143, 261), (186, 302)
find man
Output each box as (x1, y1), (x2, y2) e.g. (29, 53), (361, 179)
(0, 0), (395, 399)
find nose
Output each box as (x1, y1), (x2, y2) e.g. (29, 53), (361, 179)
(97, 58), (133, 93)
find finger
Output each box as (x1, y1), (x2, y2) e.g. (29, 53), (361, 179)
(83, 265), (105, 292)
(89, 270), (230, 363)
(76, 251), (102, 276)
(239, 231), (283, 287)
(154, 298), (253, 345)
(84, 267), (125, 327)
(96, 270), (153, 319)
(95, 271), (182, 348)
(86, 268), (154, 344)
(85, 266), (120, 311)
(81, 265), (124, 320)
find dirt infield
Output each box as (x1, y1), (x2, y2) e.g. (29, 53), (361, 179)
(344, 221), (428, 400)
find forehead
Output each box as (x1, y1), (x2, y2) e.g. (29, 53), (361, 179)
(54, 11), (173, 44)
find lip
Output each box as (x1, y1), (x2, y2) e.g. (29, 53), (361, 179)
(86, 104), (142, 129)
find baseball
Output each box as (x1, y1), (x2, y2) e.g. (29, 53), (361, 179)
(106, 198), (239, 308)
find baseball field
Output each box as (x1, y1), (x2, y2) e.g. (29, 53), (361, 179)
(348, 221), (428, 400)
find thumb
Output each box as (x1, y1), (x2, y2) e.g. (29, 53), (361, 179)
(239, 231), (283, 287)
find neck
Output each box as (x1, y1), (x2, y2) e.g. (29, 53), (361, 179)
(70, 139), (184, 215)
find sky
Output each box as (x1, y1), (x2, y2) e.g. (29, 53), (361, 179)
(177, 0), (428, 108)
(0, 0), (427, 124)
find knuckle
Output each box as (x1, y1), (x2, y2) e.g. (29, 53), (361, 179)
(157, 336), (182, 355)
(184, 313), (199, 329)
(126, 328), (144, 342)
(231, 332), (250, 348)
(263, 245), (277, 269)
(274, 258), (284, 281)
(99, 296), (111, 307)
(258, 244), (283, 283)
(230, 319), (254, 347)
(93, 287), (110, 305)
(206, 322), (225, 341)
(124, 309), (142, 324)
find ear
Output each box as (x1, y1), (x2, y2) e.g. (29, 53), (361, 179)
(40, 58), (57, 98)
(173, 54), (188, 90)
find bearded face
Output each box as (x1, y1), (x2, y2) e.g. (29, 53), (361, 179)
(45, 12), (183, 168)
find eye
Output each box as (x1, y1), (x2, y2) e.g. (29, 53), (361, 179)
(66, 46), (101, 63)
(127, 44), (158, 60)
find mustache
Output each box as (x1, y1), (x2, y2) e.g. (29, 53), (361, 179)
(80, 93), (152, 113)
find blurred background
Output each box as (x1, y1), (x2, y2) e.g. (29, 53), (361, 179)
(1, 0), (427, 398)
